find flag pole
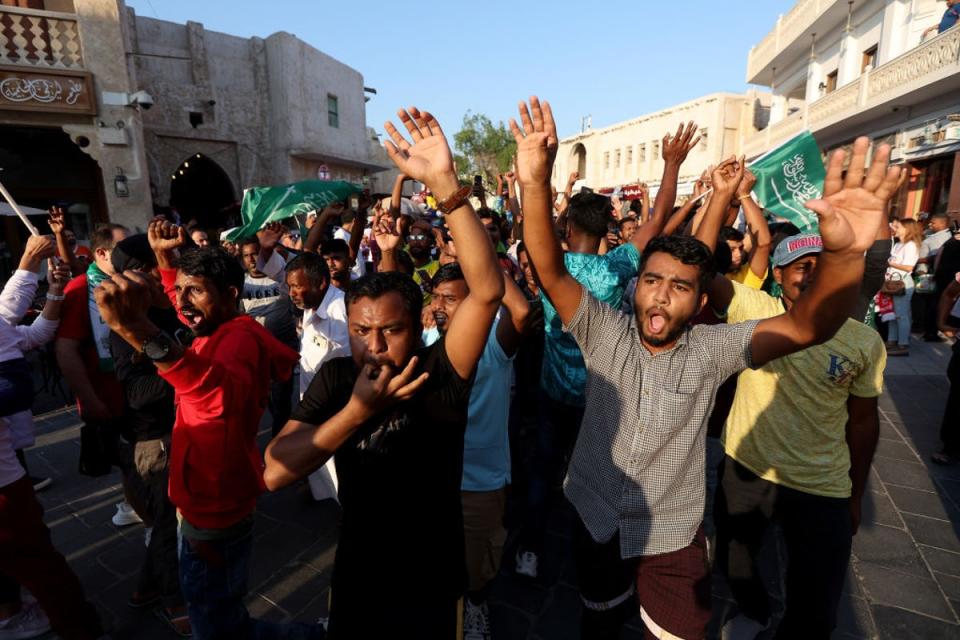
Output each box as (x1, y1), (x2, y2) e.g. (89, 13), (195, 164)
(0, 180), (39, 236)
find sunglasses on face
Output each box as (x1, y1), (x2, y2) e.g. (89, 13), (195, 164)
(407, 234), (429, 241)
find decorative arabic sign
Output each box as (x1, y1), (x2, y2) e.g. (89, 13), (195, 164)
(0, 66), (95, 115)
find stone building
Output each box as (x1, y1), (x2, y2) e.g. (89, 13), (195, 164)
(744, 0), (960, 220)
(551, 92), (769, 200)
(0, 0), (388, 276)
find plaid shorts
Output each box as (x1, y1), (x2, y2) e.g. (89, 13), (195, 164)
(575, 518), (712, 639)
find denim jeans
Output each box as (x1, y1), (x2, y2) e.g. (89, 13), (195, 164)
(886, 275), (914, 347)
(179, 524), (323, 640)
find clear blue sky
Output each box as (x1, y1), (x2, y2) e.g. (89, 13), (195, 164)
(125, 0), (796, 140)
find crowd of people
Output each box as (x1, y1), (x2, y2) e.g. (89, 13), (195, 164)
(0, 93), (957, 640)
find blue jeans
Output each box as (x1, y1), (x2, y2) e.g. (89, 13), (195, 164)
(179, 524), (324, 640)
(886, 275), (914, 347)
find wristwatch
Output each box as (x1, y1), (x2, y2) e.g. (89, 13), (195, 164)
(141, 332), (174, 362)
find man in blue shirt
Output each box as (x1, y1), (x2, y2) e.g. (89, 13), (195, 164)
(941, 0), (960, 33)
(429, 262), (531, 640)
(514, 121), (702, 579)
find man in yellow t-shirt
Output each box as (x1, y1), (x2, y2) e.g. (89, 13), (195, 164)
(708, 233), (886, 639)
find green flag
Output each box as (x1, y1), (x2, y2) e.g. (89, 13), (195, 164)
(750, 131), (825, 233)
(226, 180), (362, 242)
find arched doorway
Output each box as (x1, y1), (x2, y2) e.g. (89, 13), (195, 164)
(571, 143), (587, 180)
(169, 154), (236, 229)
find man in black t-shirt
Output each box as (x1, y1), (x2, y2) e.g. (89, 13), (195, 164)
(264, 106), (505, 638)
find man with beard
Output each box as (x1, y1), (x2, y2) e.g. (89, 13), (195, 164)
(429, 262), (530, 639)
(405, 218), (440, 297)
(320, 238), (356, 291)
(512, 96), (901, 639)
(263, 106), (504, 638)
(94, 222), (318, 638)
(514, 118), (702, 581)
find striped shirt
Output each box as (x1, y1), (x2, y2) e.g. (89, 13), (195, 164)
(562, 292), (758, 557)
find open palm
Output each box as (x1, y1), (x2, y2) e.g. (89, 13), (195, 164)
(510, 97), (558, 187)
(805, 137), (902, 254)
(383, 108), (456, 190)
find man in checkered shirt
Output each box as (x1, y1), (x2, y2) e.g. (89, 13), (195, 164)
(509, 97), (902, 640)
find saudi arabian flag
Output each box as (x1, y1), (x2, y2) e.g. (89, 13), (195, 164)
(750, 131), (825, 233)
(226, 180), (362, 242)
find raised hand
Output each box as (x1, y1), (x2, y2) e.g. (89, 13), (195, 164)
(348, 356), (430, 421)
(94, 270), (161, 333)
(256, 222), (286, 252)
(805, 137), (902, 255)
(738, 167), (757, 198)
(661, 121), (700, 167)
(567, 171), (579, 186)
(383, 108), (459, 197)
(48, 207), (66, 235)
(373, 211), (402, 252)
(46, 259), (71, 295)
(147, 217), (186, 253)
(711, 156), (746, 197)
(509, 96), (558, 188)
(18, 234), (56, 272)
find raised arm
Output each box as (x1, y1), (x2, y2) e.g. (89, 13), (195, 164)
(495, 274), (531, 357)
(510, 97), (583, 326)
(630, 122), (700, 254)
(0, 235), (54, 325)
(738, 169), (772, 280)
(751, 137), (902, 366)
(48, 208), (84, 276)
(303, 202), (344, 254)
(384, 107), (503, 379)
(697, 159), (745, 312)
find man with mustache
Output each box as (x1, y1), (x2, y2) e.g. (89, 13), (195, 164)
(263, 106), (504, 638)
(513, 95), (901, 639)
(94, 227), (319, 639)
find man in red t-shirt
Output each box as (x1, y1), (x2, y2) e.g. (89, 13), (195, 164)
(55, 224), (133, 509)
(93, 220), (317, 638)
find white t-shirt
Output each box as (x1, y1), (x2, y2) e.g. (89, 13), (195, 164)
(887, 241), (919, 278)
(334, 227), (367, 279)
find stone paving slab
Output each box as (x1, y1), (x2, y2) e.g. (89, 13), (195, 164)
(16, 338), (959, 639)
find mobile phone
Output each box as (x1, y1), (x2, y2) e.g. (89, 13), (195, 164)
(472, 175), (484, 197)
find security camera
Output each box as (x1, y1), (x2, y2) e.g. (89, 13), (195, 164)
(128, 90), (154, 110)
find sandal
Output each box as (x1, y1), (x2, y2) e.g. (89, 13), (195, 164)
(155, 606), (192, 637)
(931, 451), (958, 466)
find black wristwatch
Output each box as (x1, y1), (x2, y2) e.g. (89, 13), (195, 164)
(141, 331), (174, 362)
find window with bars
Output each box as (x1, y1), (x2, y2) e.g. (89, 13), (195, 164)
(604, 151), (610, 168)
(639, 143), (646, 163)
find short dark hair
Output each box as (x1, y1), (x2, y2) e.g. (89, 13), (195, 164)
(285, 252), (330, 287)
(516, 241), (528, 257)
(566, 193), (612, 238)
(629, 199), (643, 215)
(90, 226), (119, 252)
(238, 236), (259, 250)
(345, 272), (423, 333)
(617, 216), (638, 232)
(719, 226), (744, 244)
(431, 263), (464, 289)
(320, 238), (351, 256)
(175, 246), (246, 294)
(639, 235), (715, 293)
(931, 212), (950, 223)
(477, 208), (501, 224)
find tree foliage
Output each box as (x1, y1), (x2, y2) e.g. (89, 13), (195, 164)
(452, 111), (517, 191)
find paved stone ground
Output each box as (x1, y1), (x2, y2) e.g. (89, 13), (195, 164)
(18, 337), (960, 639)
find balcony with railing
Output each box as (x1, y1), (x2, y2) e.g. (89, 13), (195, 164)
(743, 25), (960, 157)
(0, 4), (83, 70)
(746, 0), (843, 84)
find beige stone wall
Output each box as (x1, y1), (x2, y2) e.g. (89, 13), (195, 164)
(552, 92), (765, 197)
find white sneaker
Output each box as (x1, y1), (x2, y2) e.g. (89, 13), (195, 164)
(721, 614), (768, 640)
(515, 549), (538, 578)
(143, 526), (153, 548)
(0, 602), (51, 639)
(463, 599), (491, 640)
(111, 501), (142, 527)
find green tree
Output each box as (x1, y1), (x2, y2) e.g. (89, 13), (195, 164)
(453, 111), (517, 192)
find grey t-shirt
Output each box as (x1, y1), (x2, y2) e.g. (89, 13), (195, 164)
(241, 274), (298, 348)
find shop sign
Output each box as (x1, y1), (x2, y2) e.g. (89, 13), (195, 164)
(0, 65), (95, 115)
